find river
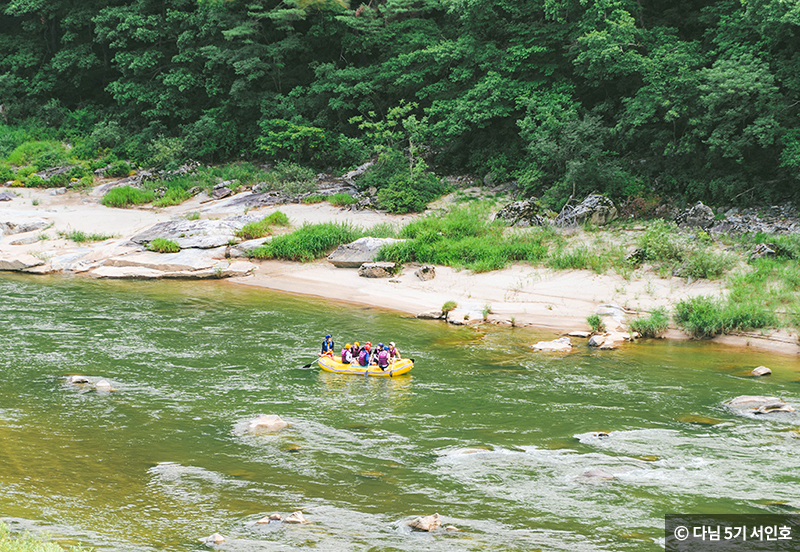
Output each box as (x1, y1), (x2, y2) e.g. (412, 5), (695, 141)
(1, 274), (798, 551)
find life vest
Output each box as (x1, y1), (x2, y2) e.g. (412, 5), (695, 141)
(358, 349), (369, 366)
(377, 350), (389, 367)
(341, 348), (352, 364)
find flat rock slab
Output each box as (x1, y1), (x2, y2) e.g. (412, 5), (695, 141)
(532, 336), (572, 352)
(90, 260), (255, 280)
(0, 191), (15, 201)
(327, 237), (406, 268)
(725, 395), (795, 415)
(0, 254), (45, 271)
(105, 248), (225, 273)
(130, 218), (260, 249)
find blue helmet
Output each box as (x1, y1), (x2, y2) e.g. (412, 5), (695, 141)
(383, 345), (389, 351)
(325, 334), (331, 339)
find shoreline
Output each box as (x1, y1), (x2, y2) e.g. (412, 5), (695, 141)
(1, 186), (799, 356)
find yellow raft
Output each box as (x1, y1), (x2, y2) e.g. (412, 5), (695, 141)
(317, 355), (414, 377)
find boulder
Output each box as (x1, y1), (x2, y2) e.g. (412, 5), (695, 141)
(751, 366), (772, 377)
(556, 194), (618, 227)
(283, 511), (308, 524)
(0, 191), (14, 201)
(0, 254), (45, 271)
(49, 187), (67, 196)
(9, 235), (40, 246)
(676, 201), (715, 230)
(0, 217), (49, 236)
(255, 513), (281, 524)
(358, 262), (397, 278)
(200, 533), (225, 546)
(532, 336), (572, 352)
(568, 331), (591, 338)
(247, 414), (289, 433)
(408, 513), (441, 532)
(94, 379), (115, 392)
(227, 237), (270, 259)
(416, 311), (444, 320)
(494, 199), (547, 227)
(588, 332), (627, 349)
(211, 186), (232, 200)
(327, 237), (405, 268)
(725, 395), (795, 415)
(66, 375), (90, 384)
(415, 265), (435, 281)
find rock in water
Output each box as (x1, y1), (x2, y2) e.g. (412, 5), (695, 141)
(283, 511), (308, 524)
(255, 513), (282, 524)
(580, 469), (615, 480)
(532, 336), (572, 352)
(725, 395), (795, 415)
(200, 533), (224, 546)
(408, 513), (441, 532)
(751, 366), (772, 377)
(66, 375), (90, 384)
(247, 414), (289, 432)
(95, 379), (115, 391)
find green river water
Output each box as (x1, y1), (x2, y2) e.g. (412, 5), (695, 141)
(1, 274), (799, 551)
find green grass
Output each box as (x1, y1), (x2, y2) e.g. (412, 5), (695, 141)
(57, 230), (116, 243)
(101, 186), (154, 208)
(147, 238), (180, 253)
(249, 221), (362, 262)
(236, 211), (290, 240)
(587, 313), (605, 333)
(153, 187), (190, 207)
(674, 295), (776, 338)
(327, 192), (358, 206)
(301, 194), (326, 204)
(0, 521), (89, 552)
(628, 307), (670, 338)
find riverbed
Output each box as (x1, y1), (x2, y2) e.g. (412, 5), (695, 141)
(1, 274), (798, 551)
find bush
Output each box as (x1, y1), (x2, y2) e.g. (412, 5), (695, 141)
(5, 140), (68, 169)
(628, 307), (670, 337)
(101, 186), (154, 208)
(105, 160), (131, 178)
(236, 211), (290, 240)
(147, 238), (180, 253)
(153, 187), (190, 207)
(587, 314), (605, 333)
(250, 222), (362, 261)
(301, 194), (326, 204)
(674, 295), (775, 338)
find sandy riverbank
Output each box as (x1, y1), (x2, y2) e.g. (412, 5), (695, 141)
(2, 186), (798, 355)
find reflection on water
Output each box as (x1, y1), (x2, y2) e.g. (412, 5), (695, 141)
(0, 274), (799, 551)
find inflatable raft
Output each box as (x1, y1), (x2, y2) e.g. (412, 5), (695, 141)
(317, 355), (414, 377)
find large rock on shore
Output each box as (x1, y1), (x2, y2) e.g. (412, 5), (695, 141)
(556, 194), (618, 227)
(326, 237), (405, 268)
(494, 199), (548, 227)
(105, 248), (225, 273)
(676, 201), (715, 230)
(358, 262), (397, 278)
(130, 217), (260, 249)
(0, 217), (50, 236)
(0, 254), (45, 271)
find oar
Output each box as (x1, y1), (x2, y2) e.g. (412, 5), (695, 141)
(302, 356), (320, 369)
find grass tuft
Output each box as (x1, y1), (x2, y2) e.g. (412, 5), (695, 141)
(236, 211), (290, 240)
(628, 307), (670, 338)
(249, 221), (361, 261)
(101, 186), (154, 208)
(147, 238), (180, 253)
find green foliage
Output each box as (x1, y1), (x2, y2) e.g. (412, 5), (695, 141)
(153, 187), (190, 208)
(628, 308), (670, 338)
(105, 161), (131, 178)
(376, 171), (446, 214)
(6, 141), (68, 169)
(250, 222), (362, 262)
(258, 119), (327, 162)
(0, 520), (87, 551)
(301, 194), (326, 204)
(147, 238), (180, 253)
(327, 193), (357, 207)
(586, 314), (605, 334)
(674, 295), (776, 338)
(101, 186), (154, 208)
(236, 211), (290, 240)
(57, 230), (115, 243)
(442, 300), (458, 318)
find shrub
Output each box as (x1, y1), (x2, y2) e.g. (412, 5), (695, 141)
(628, 307), (670, 337)
(674, 296), (725, 338)
(6, 140), (68, 168)
(681, 250), (737, 280)
(147, 238), (180, 253)
(105, 160), (131, 178)
(249, 222), (362, 261)
(376, 172), (446, 214)
(101, 186), (154, 208)
(442, 300), (458, 320)
(153, 187), (190, 207)
(302, 194), (326, 204)
(236, 211), (290, 240)
(327, 192), (357, 207)
(587, 314), (605, 333)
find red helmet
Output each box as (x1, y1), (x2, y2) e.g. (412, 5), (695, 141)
(365, 344), (371, 351)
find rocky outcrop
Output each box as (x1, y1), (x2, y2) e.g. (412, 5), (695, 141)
(130, 217), (260, 249)
(588, 332), (628, 350)
(358, 262), (397, 278)
(416, 310), (444, 320)
(0, 254), (45, 271)
(247, 414), (289, 433)
(415, 265), (435, 281)
(408, 513), (441, 532)
(555, 194), (618, 227)
(0, 217), (49, 236)
(532, 336), (572, 352)
(676, 201), (715, 230)
(725, 395), (795, 415)
(326, 237), (405, 268)
(0, 191), (14, 201)
(494, 199), (548, 227)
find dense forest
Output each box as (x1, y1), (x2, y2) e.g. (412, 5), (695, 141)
(1, 0), (799, 208)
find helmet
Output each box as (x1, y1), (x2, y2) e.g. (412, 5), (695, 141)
(345, 343), (351, 349)
(366, 341), (371, 346)
(354, 341), (360, 347)
(325, 334), (331, 339)
(390, 342), (395, 347)
(383, 346), (389, 351)
(365, 344), (371, 351)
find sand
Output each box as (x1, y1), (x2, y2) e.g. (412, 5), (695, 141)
(2, 185), (798, 355)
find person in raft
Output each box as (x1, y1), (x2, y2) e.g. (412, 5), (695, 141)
(388, 341), (401, 360)
(377, 346), (390, 371)
(320, 334), (335, 358)
(370, 342), (384, 365)
(350, 342), (360, 360)
(357, 343), (371, 366)
(341, 343), (353, 364)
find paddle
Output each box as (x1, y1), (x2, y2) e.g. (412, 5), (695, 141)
(302, 356), (320, 369)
